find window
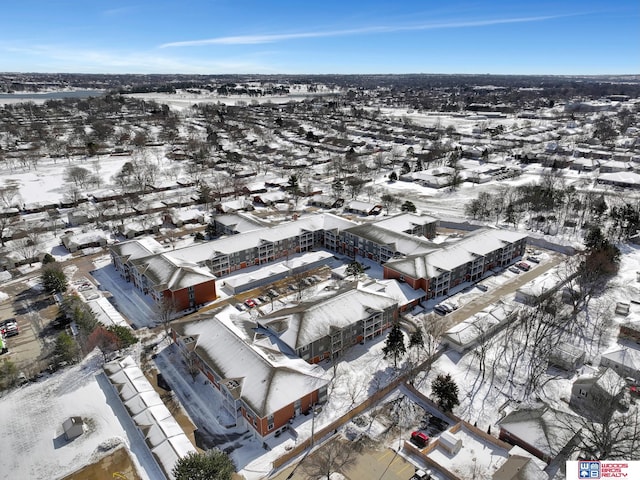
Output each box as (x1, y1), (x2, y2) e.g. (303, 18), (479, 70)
(267, 415), (274, 431)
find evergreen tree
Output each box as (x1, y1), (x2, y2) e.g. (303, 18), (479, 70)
(331, 179), (344, 199)
(389, 171), (398, 182)
(53, 332), (80, 364)
(401, 201), (417, 213)
(41, 265), (68, 294)
(345, 261), (365, 281)
(431, 373), (460, 412)
(107, 325), (138, 349)
(409, 330), (424, 349)
(382, 323), (406, 368)
(205, 219), (216, 239)
(400, 161), (411, 175)
(172, 449), (235, 480)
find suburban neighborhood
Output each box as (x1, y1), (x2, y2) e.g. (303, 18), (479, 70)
(0, 71), (639, 480)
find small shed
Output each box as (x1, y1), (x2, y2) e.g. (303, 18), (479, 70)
(63, 416), (85, 440)
(548, 341), (586, 371)
(439, 430), (462, 455)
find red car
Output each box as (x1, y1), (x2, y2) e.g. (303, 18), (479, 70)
(244, 299), (257, 308)
(411, 431), (429, 447)
(516, 262), (531, 271)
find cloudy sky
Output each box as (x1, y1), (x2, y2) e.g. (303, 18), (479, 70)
(1, 0), (638, 74)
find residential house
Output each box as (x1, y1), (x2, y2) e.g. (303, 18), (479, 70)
(61, 230), (108, 253)
(344, 200), (382, 216)
(171, 309), (328, 439)
(258, 284), (398, 363)
(599, 346), (640, 381)
(569, 368), (626, 422)
(498, 407), (581, 464)
(619, 320), (640, 344)
(307, 195), (344, 209)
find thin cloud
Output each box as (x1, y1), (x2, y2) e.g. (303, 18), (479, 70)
(160, 14), (569, 48)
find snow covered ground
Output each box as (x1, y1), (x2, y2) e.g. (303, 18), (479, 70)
(0, 352), (160, 480)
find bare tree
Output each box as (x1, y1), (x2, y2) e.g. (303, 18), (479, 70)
(14, 232), (41, 266)
(155, 296), (178, 339)
(0, 180), (20, 208)
(302, 436), (359, 480)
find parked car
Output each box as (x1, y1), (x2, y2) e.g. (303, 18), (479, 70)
(526, 256), (540, 264)
(1, 319), (19, 337)
(516, 262), (531, 271)
(267, 289), (279, 298)
(410, 431), (430, 447)
(476, 284), (489, 292)
(508, 266), (521, 274)
(434, 305), (448, 315)
(244, 298), (257, 308)
(234, 303), (246, 311)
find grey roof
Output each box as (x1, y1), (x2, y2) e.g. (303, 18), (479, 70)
(343, 223), (436, 256)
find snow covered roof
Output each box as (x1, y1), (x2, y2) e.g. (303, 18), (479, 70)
(168, 213), (356, 264)
(131, 252), (215, 292)
(444, 302), (517, 348)
(573, 367), (625, 394)
(344, 223), (436, 256)
(176, 311), (328, 418)
(214, 212), (265, 232)
(87, 297), (129, 328)
(497, 407), (578, 458)
(386, 228), (527, 279)
(111, 237), (165, 262)
(359, 278), (426, 307)
(259, 285), (397, 350)
(599, 171), (640, 185)
(61, 230), (108, 249)
(600, 347), (640, 373)
(346, 199), (381, 212)
(104, 356), (197, 480)
(373, 213), (438, 233)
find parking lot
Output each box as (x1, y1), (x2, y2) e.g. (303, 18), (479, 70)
(0, 276), (59, 374)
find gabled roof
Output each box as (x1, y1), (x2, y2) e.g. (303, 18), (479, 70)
(175, 309), (328, 418)
(259, 285), (397, 350)
(131, 253), (215, 291)
(497, 406), (578, 458)
(601, 347), (640, 373)
(573, 367), (625, 394)
(343, 223), (436, 256)
(110, 237), (165, 262)
(166, 213), (356, 263)
(385, 228), (527, 279)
